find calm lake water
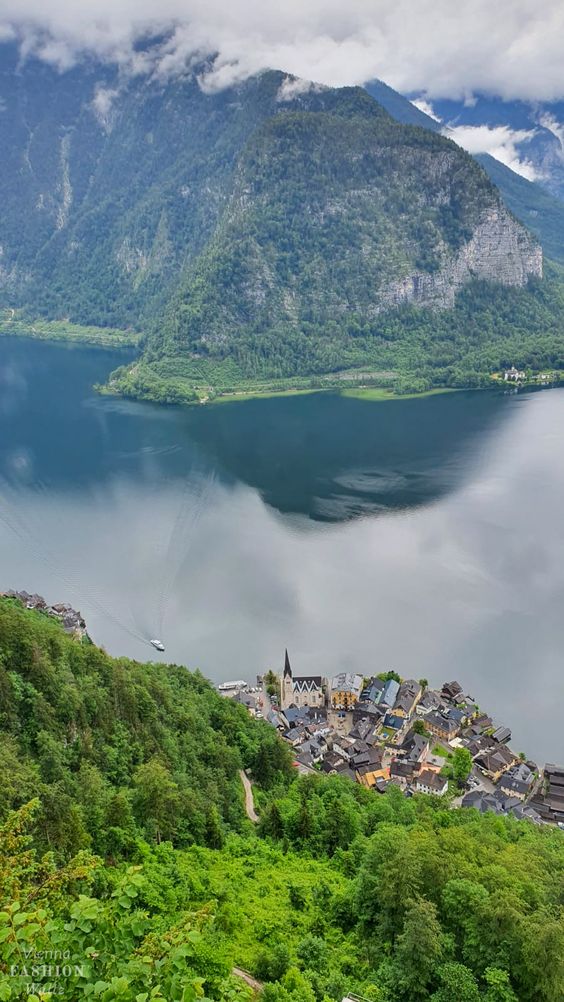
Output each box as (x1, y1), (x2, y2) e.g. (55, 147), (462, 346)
(1, 336), (563, 763)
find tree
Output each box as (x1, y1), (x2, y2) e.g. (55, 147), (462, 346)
(252, 733), (293, 788)
(483, 968), (518, 1002)
(264, 670), (280, 700)
(259, 800), (286, 840)
(431, 963), (480, 1002)
(393, 898), (445, 999)
(132, 758), (180, 844)
(256, 943), (291, 982)
(205, 804), (224, 849)
(452, 748), (472, 787)
(297, 935), (329, 973)
(418, 678), (429, 690)
(377, 670), (401, 683)
(412, 719), (429, 737)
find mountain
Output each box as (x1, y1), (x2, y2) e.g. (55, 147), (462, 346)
(430, 95), (564, 202)
(2, 42), (564, 400)
(1, 595), (562, 1002)
(365, 81), (564, 266)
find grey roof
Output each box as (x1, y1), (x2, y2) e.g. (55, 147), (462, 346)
(465, 735), (495, 758)
(445, 707), (465, 724)
(417, 769), (448, 791)
(463, 789), (543, 825)
(362, 677), (386, 702)
(504, 762), (534, 784)
(335, 767), (357, 783)
(331, 672), (363, 694)
(418, 689), (445, 711)
(379, 678), (400, 707)
(291, 675), (323, 693)
(492, 725), (512, 743)
(426, 711), (459, 735)
(321, 752), (345, 773)
(383, 712), (406, 730)
(390, 760), (416, 778)
(402, 733), (430, 761)
(394, 679), (422, 713)
(441, 680), (463, 697)
(476, 745), (515, 773)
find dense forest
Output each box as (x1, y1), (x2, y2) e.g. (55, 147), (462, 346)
(0, 596), (562, 1002)
(109, 263), (564, 403)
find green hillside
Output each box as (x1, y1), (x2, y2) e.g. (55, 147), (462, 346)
(365, 79), (564, 266)
(0, 596), (562, 1001)
(6, 43), (564, 402)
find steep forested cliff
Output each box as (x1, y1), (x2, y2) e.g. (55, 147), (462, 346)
(0, 597), (562, 1001)
(3, 42), (562, 398)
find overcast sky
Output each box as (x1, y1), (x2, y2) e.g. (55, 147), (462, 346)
(1, 0), (564, 103)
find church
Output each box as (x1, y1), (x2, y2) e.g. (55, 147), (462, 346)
(281, 650), (326, 710)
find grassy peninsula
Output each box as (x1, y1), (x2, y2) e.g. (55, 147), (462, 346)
(0, 309), (140, 348)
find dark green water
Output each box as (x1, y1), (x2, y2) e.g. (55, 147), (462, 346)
(1, 337), (563, 761)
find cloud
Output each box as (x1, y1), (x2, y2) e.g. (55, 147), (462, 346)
(276, 75), (327, 103)
(411, 98), (442, 122)
(538, 113), (564, 160)
(443, 123), (540, 180)
(91, 85), (119, 131)
(0, 1), (564, 102)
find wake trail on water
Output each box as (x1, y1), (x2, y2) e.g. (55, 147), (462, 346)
(154, 468), (216, 641)
(0, 482), (149, 648)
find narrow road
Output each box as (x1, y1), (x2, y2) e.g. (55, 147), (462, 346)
(239, 769), (259, 822)
(232, 967), (263, 994)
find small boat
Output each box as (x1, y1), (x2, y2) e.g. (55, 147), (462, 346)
(150, 639), (165, 652)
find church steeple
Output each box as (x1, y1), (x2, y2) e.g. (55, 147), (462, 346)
(283, 649), (292, 679)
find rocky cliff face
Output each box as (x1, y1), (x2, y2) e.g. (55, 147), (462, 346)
(383, 205), (542, 311)
(156, 108), (543, 362)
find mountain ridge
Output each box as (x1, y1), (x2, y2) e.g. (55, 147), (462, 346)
(4, 44), (564, 401)
(365, 79), (564, 266)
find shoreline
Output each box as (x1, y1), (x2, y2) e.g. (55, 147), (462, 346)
(0, 319), (140, 350)
(5, 325), (563, 407)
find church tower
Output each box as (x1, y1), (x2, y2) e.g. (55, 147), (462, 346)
(282, 649), (293, 709)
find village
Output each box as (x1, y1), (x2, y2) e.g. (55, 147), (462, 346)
(2, 590), (89, 639)
(220, 651), (564, 827)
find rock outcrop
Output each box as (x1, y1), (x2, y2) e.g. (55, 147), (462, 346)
(383, 205), (542, 312)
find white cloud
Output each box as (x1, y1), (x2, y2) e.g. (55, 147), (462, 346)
(276, 75), (327, 103)
(538, 112), (564, 160)
(0, 1), (563, 102)
(411, 98), (442, 122)
(443, 123), (540, 180)
(91, 85), (119, 131)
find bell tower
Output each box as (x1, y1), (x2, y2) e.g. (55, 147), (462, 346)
(282, 649), (293, 708)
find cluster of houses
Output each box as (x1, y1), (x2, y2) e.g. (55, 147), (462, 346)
(502, 366), (558, 386)
(3, 590), (88, 639)
(225, 653), (563, 827)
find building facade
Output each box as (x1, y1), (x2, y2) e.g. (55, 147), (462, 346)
(281, 650), (325, 710)
(330, 672), (364, 710)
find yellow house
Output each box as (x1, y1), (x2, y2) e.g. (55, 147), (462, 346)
(330, 672), (363, 710)
(356, 763), (390, 789)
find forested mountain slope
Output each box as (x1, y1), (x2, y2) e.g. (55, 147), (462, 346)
(5, 43), (564, 398)
(0, 596), (562, 1002)
(365, 79), (564, 266)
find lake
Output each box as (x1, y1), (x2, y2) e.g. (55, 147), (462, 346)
(1, 336), (563, 763)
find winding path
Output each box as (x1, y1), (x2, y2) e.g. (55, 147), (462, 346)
(239, 769), (259, 823)
(232, 967), (263, 994)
